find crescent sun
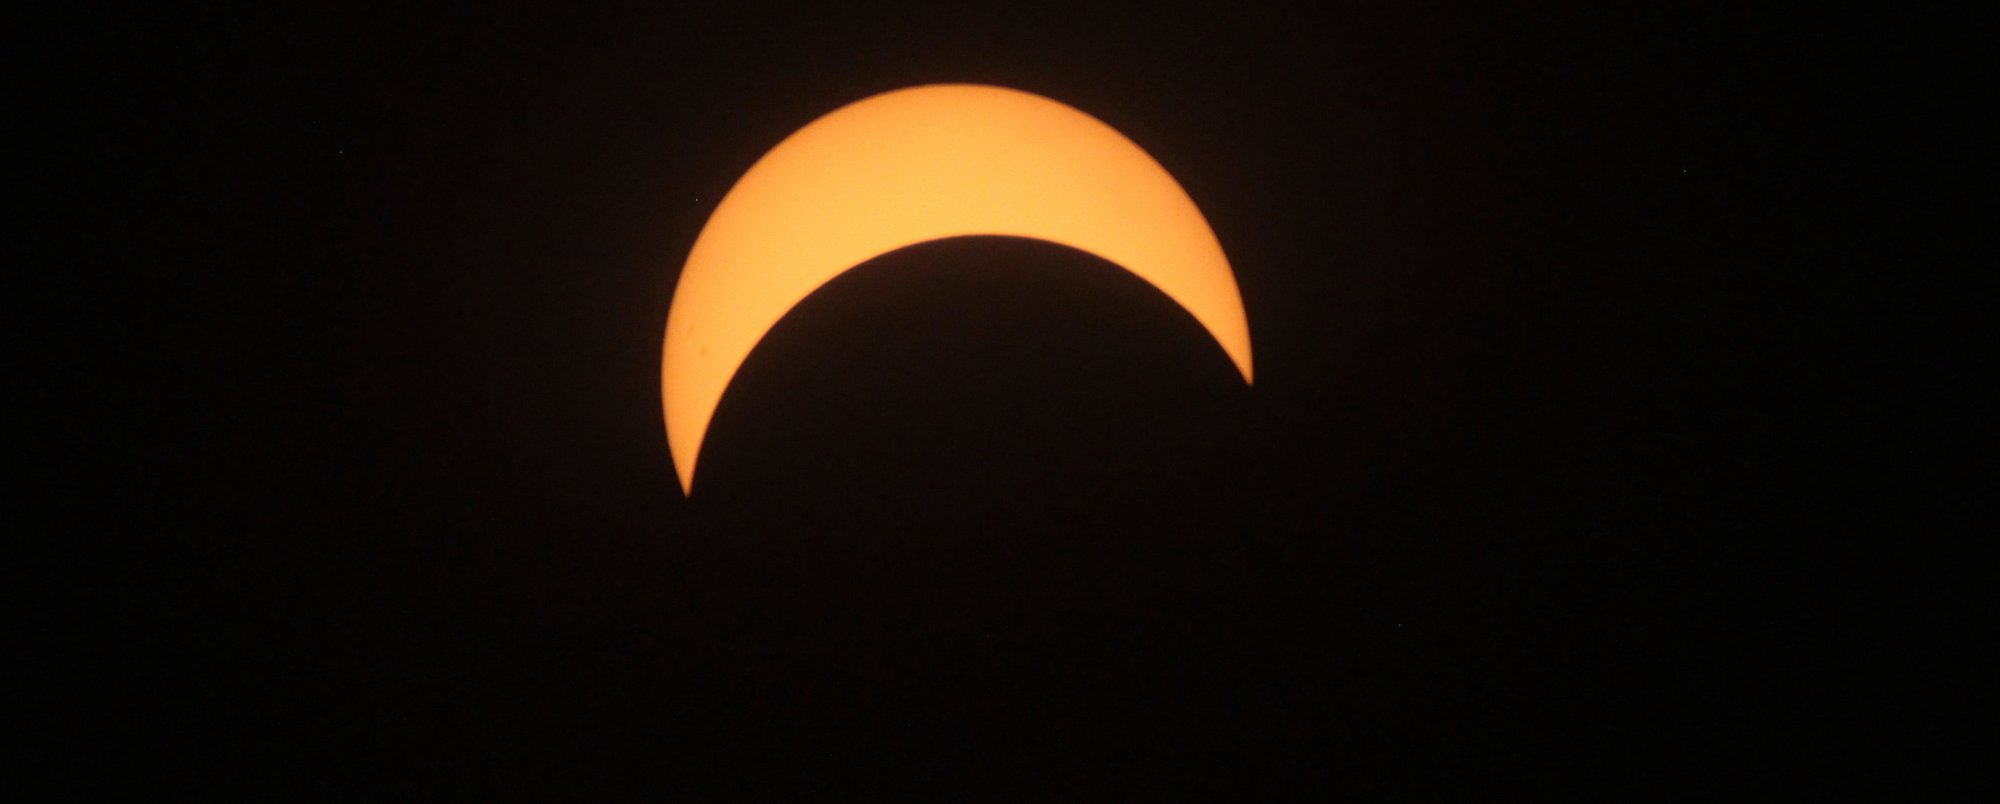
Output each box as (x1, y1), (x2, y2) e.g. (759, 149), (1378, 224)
(663, 84), (1253, 494)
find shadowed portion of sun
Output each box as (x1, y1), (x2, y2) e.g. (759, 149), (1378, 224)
(663, 83), (1252, 494)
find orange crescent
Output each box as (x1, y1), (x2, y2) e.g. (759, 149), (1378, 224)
(663, 84), (1252, 494)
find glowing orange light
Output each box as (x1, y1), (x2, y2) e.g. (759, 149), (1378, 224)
(663, 84), (1252, 494)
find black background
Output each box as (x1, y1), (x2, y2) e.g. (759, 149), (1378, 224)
(28, 2), (1981, 797)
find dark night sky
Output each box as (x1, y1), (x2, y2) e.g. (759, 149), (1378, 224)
(27, 2), (1982, 797)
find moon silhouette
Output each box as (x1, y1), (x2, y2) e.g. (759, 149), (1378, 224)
(663, 84), (1252, 494)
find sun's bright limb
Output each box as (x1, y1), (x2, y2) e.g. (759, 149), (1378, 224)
(663, 84), (1252, 494)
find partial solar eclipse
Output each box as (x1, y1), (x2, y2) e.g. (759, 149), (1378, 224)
(663, 84), (1252, 494)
